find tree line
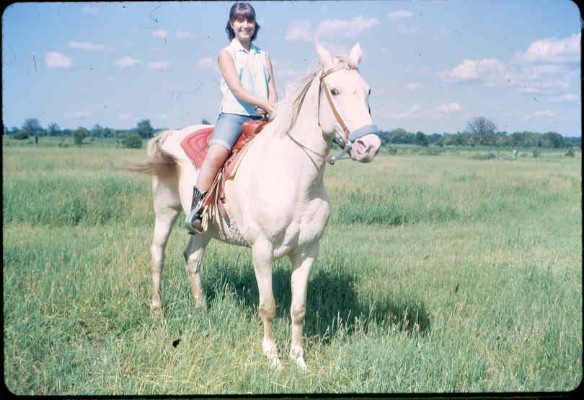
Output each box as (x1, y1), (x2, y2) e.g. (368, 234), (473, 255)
(380, 117), (580, 149)
(3, 116), (581, 149)
(3, 118), (157, 148)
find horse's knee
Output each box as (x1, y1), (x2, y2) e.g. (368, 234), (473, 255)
(291, 304), (306, 325)
(259, 299), (276, 321)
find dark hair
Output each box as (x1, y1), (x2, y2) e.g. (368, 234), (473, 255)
(225, 2), (260, 41)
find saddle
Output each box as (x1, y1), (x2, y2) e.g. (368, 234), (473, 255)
(180, 118), (268, 230)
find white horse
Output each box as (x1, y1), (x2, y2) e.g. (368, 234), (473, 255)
(135, 41), (381, 370)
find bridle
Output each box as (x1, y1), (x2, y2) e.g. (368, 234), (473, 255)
(319, 65), (378, 165)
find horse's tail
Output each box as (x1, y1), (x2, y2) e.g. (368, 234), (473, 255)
(129, 130), (178, 179)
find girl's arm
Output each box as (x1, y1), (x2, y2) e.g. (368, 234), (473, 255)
(218, 48), (273, 114)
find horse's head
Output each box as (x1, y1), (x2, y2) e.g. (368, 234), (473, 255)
(316, 40), (381, 163)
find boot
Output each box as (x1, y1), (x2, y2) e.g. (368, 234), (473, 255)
(184, 187), (207, 234)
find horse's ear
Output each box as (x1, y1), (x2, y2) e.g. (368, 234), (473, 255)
(350, 43), (362, 66)
(315, 38), (333, 69)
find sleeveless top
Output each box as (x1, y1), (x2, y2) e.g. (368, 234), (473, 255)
(219, 39), (270, 116)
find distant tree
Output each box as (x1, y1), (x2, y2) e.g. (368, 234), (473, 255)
(104, 128), (116, 138)
(7, 127), (20, 137)
(439, 133), (463, 147)
(136, 119), (155, 139)
(47, 123), (61, 137)
(122, 134), (143, 149)
(73, 127), (89, 145)
(91, 124), (106, 138)
(201, 118), (211, 125)
(388, 128), (413, 144)
(466, 117), (497, 146)
(21, 118), (44, 142)
(414, 131), (429, 147)
(542, 132), (565, 148)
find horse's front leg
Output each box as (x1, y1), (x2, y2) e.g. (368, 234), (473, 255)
(184, 234), (211, 309)
(288, 242), (319, 371)
(252, 239), (280, 369)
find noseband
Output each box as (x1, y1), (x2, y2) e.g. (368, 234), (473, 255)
(319, 66), (378, 165)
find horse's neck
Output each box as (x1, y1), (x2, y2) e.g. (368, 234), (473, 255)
(272, 75), (331, 172)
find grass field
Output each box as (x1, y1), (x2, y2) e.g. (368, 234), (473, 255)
(3, 141), (582, 395)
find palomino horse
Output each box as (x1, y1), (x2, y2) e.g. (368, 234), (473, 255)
(135, 41), (381, 370)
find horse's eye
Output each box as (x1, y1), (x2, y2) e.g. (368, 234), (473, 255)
(331, 88), (340, 96)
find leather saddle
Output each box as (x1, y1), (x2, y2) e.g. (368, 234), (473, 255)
(180, 118), (267, 178)
(179, 118), (268, 229)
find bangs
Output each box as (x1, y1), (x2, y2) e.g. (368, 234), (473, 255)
(231, 7), (255, 22)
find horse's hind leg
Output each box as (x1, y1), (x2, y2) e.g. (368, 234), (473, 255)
(150, 174), (182, 314)
(150, 205), (180, 314)
(184, 234), (211, 309)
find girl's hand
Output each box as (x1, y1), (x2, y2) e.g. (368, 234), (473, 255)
(258, 103), (275, 118)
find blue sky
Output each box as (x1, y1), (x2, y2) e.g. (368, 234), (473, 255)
(2, 1), (581, 136)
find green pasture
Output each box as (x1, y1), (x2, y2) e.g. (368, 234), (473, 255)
(3, 143), (582, 395)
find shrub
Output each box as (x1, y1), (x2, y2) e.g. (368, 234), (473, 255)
(122, 134), (143, 149)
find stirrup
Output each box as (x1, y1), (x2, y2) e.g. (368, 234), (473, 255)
(184, 187), (207, 235)
(184, 208), (205, 235)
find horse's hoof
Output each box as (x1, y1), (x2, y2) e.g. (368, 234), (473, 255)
(151, 304), (163, 316)
(270, 357), (283, 371)
(194, 298), (208, 310)
(295, 358), (308, 372)
(290, 347), (308, 372)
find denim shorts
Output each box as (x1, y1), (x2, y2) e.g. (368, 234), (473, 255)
(209, 113), (263, 151)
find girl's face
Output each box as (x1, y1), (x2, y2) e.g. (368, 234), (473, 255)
(231, 16), (255, 42)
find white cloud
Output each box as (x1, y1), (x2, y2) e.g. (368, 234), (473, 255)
(524, 110), (557, 121)
(440, 58), (508, 86)
(285, 20), (313, 42)
(388, 10), (414, 20)
(433, 102), (462, 114)
(152, 29), (168, 39)
(549, 93), (579, 103)
(114, 56), (139, 68)
(285, 16), (378, 42)
(68, 41), (110, 52)
(197, 57), (214, 70)
(118, 113), (135, 121)
(515, 63), (570, 94)
(317, 16), (379, 39)
(45, 51), (73, 68)
(148, 60), (170, 71)
(441, 34), (580, 99)
(405, 82), (423, 91)
(176, 30), (193, 39)
(391, 104), (422, 119)
(65, 110), (92, 118)
(82, 5), (98, 15)
(516, 33), (580, 64)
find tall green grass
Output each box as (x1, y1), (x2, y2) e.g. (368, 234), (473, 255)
(3, 145), (582, 395)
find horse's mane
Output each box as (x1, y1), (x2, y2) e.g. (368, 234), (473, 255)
(267, 66), (320, 137)
(269, 57), (358, 137)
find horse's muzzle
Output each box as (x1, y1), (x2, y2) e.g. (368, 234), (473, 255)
(349, 125), (381, 163)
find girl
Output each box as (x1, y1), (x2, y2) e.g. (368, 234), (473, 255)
(185, 1), (278, 234)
